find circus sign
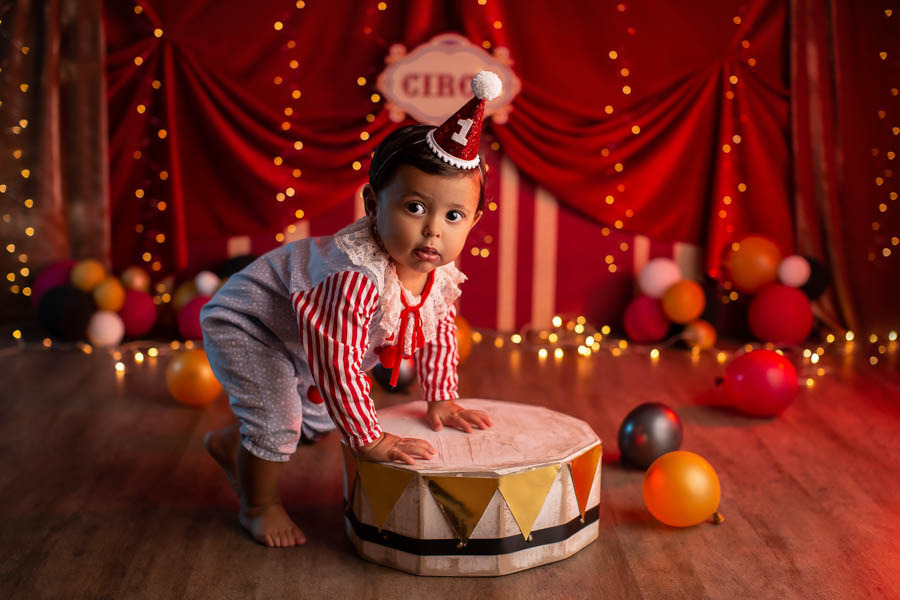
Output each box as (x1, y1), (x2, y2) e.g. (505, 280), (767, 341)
(377, 33), (520, 125)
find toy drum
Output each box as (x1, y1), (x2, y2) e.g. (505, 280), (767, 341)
(341, 398), (602, 576)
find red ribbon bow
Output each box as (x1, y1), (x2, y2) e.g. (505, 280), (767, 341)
(379, 270), (435, 387)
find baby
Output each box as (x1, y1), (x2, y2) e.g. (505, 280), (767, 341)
(201, 72), (503, 548)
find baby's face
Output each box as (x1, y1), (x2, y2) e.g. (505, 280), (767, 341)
(367, 164), (482, 281)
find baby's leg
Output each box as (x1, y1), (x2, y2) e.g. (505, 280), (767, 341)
(237, 446), (306, 548)
(205, 423), (306, 547)
(204, 422), (241, 497)
(201, 307), (309, 548)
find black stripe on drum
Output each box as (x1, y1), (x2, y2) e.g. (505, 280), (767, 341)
(345, 505), (600, 556)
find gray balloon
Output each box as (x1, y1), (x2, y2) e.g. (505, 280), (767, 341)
(617, 402), (683, 469)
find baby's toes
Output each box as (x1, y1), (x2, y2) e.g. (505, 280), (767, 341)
(282, 529), (297, 547)
(291, 527), (306, 545)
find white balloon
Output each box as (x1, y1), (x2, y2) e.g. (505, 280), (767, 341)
(777, 255), (811, 288)
(195, 270), (221, 297)
(637, 258), (682, 298)
(87, 310), (125, 348)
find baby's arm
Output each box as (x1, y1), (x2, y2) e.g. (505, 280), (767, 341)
(296, 270), (434, 464)
(414, 303), (493, 433)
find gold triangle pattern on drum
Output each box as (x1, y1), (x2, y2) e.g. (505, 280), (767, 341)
(340, 443), (359, 505)
(568, 444), (602, 520)
(498, 464), (562, 540)
(426, 476), (499, 542)
(356, 460), (415, 531)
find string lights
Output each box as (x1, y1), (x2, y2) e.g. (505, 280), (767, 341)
(869, 8), (897, 264)
(129, 3), (172, 279)
(461, 310), (896, 388)
(1, 8), (35, 301)
(598, 3), (642, 271)
(271, 1), (308, 245)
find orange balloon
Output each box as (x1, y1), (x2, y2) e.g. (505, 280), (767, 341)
(726, 235), (782, 293)
(172, 280), (198, 313)
(683, 320), (717, 350)
(93, 277), (126, 311)
(643, 451), (721, 527)
(70, 259), (106, 293)
(121, 266), (151, 292)
(661, 280), (706, 324)
(166, 349), (222, 406)
(455, 314), (473, 362)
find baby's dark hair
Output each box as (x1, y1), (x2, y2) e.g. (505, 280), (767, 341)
(369, 124), (485, 212)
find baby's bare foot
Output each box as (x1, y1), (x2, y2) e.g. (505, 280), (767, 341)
(204, 424), (241, 497)
(239, 503), (307, 547)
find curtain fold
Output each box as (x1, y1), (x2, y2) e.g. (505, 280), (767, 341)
(790, 0), (900, 333)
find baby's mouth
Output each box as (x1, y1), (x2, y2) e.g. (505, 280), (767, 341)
(413, 246), (441, 262)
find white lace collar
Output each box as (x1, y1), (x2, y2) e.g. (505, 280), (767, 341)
(332, 218), (467, 345)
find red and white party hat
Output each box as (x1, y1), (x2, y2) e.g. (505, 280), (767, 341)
(425, 71), (503, 170)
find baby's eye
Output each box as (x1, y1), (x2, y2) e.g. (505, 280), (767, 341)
(405, 202), (425, 215)
(446, 210), (464, 222)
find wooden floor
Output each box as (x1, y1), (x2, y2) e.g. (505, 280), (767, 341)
(1, 335), (898, 600)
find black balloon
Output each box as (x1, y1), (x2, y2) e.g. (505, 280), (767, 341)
(800, 256), (830, 300)
(214, 254), (258, 279)
(371, 358), (416, 392)
(36, 285), (94, 341)
(617, 402), (683, 469)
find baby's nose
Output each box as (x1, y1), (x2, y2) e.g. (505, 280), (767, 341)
(423, 221), (440, 237)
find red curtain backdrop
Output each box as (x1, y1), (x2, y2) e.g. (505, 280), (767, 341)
(102, 1), (898, 332)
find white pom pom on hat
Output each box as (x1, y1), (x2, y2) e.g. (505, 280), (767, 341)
(425, 71), (503, 169)
(471, 70), (503, 101)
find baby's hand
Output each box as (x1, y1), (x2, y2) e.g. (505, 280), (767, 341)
(357, 432), (435, 465)
(426, 399), (493, 433)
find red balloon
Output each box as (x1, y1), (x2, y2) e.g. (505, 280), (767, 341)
(723, 350), (799, 417)
(624, 296), (669, 343)
(748, 284), (813, 345)
(118, 290), (157, 337)
(178, 295), (210, 340)
(32, 260), (76, 307)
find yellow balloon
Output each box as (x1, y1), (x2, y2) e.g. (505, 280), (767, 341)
(121, 266), (151, 292)
(683, 319), (717, 350)
(455, 314), (473, 363)
(726, 235), (782, 293)
(166, 349), (222, 406)
(172, 280), (198, 313)
(70, 259), (106, 293)
(661, 280), (706, 324)
(642, 451), (721, 527)
(93, 277), (126, 311)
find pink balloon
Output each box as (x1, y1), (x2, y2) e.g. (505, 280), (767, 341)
(624, 296), (669, 343)
(32, 260), (76, 307)
(748, 284), (813, 345)
(178, 295), (211, 340)
(723, 350), (799, 417)
(118, 290), (157, 337)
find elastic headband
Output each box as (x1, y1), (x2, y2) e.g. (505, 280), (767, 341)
(370, 131), (484, 185)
